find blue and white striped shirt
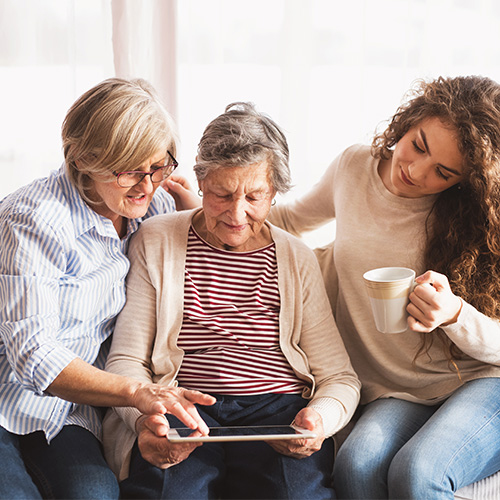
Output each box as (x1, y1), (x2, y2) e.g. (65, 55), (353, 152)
(0, 165), (175, 442)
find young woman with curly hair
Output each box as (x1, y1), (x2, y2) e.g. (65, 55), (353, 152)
(268, 75), (500, 498)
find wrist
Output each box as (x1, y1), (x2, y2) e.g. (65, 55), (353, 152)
(126, 379), (147, 408)
(135, 414), (149, 434)
(443, 297), (463, 326)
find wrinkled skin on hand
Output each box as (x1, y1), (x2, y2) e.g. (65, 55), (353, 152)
(132, 387), (215, 468)
(266, 407), (326, 459)
(136, 414), (204, 469)
(131, 386), (215, 431)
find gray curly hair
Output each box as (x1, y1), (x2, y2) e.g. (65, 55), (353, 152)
(193, 102), (292, 195)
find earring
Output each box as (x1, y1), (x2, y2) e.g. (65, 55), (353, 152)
(272, 199), (276, 206)
(198, 189), (203, 197)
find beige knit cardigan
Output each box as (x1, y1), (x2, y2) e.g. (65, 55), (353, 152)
(102, 209), (361, 480)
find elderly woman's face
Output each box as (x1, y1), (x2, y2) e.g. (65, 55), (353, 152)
(198, 161), (276, 251)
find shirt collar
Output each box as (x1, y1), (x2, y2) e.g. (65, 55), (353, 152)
(58, 164), (130, 241)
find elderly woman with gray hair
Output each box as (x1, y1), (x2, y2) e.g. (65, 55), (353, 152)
(103, 102), (361, 499)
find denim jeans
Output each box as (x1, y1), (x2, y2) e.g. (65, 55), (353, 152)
(333, 377), (500, 499)
(0, 425), (119, 499)
(120, 393), (336, 499)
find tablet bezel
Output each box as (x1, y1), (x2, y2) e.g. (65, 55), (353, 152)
(167, 424), (317, 443)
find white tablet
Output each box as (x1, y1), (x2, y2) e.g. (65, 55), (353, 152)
(167, 424), (316, 443)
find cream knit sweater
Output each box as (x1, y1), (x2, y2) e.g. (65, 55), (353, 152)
(268, 144), (500, 406)
(102, 209), (361, 480)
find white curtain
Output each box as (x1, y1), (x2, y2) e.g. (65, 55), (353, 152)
(174, 0), (500, 245)
(0, 0), (179, 200)
(174, 0), (500, 188)
(111, 0), (177, 119)
(3, 0), (500, 235)
(0, 0), (114, 196)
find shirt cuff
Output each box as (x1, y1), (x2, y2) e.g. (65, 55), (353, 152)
(29, 342), (78, 395)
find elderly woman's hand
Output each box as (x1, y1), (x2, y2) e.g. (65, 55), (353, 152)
(266, 407), (326, 459)
(135, 414), (204, 469)
(132, 385), (216, 434)
(162, 174), (201, 210)
(407, 270), (463, 333)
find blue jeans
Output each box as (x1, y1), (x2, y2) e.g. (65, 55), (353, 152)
(0, 425), (119, 499)
(120, 393), (335, 499)
(333, 377), (500, 499)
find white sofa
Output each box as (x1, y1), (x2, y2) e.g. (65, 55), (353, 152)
(455, 472), (500, 499)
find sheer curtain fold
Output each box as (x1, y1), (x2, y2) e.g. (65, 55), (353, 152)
(0, 0), (114, 198)
(111, 0), (178, 120)
(4, 0), (500, 202)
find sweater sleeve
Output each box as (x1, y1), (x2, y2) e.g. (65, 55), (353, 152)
(268, 150), (341, 236)
(105, 224), (159, 433)
(276, 228), (361, 437)
(301, 255), (360, 436)
(442, 301), (500, 366)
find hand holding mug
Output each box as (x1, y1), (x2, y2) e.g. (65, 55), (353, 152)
(407, 270), (463, 333)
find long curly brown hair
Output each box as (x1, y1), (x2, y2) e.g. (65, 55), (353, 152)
(372, 76), (500, 361)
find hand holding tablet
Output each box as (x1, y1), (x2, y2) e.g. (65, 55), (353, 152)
(167, 424), (317, 443)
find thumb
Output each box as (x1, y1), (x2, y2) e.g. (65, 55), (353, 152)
(143, 414), (170, 437)
(293, 409), (314, 430)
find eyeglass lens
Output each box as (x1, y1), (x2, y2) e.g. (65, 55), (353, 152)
(117, 164), (176, 187)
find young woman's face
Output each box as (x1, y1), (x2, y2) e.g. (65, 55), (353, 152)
(383, 117), (464, 198)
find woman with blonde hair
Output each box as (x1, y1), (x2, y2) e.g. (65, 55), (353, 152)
(268, 75), (500, 498)
(0, 77), (211, 499)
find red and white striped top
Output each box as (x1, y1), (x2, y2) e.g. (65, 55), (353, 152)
(176, 227), (305, 395)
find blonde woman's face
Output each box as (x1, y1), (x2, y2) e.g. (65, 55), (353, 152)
(381, 117), (464, 198)
(88, 149), (167, 232)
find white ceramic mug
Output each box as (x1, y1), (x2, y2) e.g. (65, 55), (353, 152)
(363, 267), (416, 334)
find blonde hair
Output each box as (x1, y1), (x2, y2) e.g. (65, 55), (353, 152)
(62, 77), (177, 202)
